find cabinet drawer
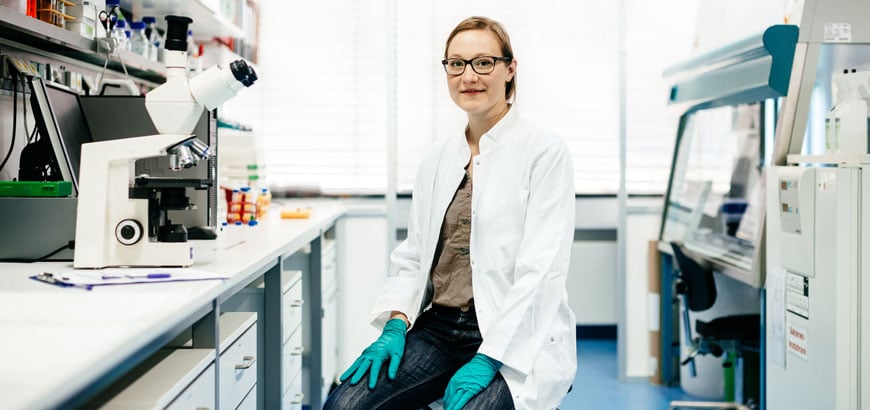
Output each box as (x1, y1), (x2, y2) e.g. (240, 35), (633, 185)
(236, 383), (257, 410)
(282, 326), (303, 395)
(166, 361), (215, 410)
(219, 312), (258, 410)
(282, 391), (304, 410)
(103, 349), (215, 410)
(282, 276), (303, 345)
(321, 255), (337, 296)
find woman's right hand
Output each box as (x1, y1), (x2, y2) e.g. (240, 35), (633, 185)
(339, 317), (408, 389)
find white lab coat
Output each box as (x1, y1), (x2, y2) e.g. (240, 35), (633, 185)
(370, 107), (577, 409)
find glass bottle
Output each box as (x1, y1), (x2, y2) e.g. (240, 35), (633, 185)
(130, 21), (148, 56)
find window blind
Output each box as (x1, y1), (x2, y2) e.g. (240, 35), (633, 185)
(256, 0), (388, 194)
(625, 0), (699, 194)
(253, 1), (698, 195)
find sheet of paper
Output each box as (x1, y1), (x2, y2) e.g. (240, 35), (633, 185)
(767, 267), (787, 368)
(52, 268), (230, 286)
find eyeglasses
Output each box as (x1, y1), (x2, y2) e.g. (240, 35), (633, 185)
(441, 56), (512, 75)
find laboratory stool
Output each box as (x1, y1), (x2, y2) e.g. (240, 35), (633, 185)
(668, 243), (760, 410)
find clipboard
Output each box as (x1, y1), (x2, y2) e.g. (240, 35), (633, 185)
(31, 268), (230, 290)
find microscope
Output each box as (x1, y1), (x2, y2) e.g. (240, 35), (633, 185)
(74, 16), (257, 268)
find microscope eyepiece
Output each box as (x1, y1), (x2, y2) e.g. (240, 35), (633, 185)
(230, 59), (258, 87)
(164, 15), (193, 52)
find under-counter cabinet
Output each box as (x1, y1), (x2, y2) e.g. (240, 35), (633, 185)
(219, 312), (258, 410)
(101, 349), (216, 409)
(282, 270), (305, 409)
(320, 237), (339, 402)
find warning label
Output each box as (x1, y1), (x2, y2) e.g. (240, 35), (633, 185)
(787, 321), (808, 361)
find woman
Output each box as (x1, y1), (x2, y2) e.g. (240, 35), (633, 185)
(324, 16), (576, 410)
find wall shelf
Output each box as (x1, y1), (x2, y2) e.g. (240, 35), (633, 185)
(0, 6), (165, 84)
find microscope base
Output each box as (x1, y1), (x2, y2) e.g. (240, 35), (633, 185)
(74, 240), (193, 269)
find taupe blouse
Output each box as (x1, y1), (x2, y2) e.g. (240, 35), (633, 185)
(430, 167), (474, 310)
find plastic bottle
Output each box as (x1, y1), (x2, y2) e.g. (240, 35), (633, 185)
(239, 186), (257, 223)
(142, 16), (160, 62)
(124, 30), (132, 51)
(257, 187), (271, 219)
(227, 189), (243, 224)
(130, 21), (148, 56)
(111, 19), (129, 51)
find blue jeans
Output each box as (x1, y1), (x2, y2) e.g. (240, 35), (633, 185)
(323, 305), (515, 410)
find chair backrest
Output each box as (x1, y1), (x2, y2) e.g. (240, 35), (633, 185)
(670, 242), (717, 312)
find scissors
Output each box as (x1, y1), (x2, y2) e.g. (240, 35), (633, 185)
(97, 8), (119, 34)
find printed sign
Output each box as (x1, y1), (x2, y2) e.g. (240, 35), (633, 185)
(824, 23), (852, 42)
(787, 321), (808, 361)
(786, 272), (809, 319)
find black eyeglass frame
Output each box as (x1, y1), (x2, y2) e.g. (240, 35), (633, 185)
(441, 56), (513, 75)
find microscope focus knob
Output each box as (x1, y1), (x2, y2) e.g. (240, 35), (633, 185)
(116, 219), (143, 246)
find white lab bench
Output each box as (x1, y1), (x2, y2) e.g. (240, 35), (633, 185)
(0, 200), (346, 409)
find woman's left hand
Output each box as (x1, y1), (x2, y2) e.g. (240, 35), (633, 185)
(443, 353), (502, 410)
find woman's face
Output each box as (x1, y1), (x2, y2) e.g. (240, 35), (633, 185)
(445, 29), (516, 117)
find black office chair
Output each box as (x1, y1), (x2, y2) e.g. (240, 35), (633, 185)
(668, 242), (759, 410)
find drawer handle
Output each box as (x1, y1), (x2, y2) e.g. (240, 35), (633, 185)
(290, 299), (304, 307)
(235, 355), (256, 369)
(290, 393), (305, 404)
(291, 346), (304, 355)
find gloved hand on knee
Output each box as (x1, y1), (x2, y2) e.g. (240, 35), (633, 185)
(444, 353), (502, 410)
(339, 318), (407, 389)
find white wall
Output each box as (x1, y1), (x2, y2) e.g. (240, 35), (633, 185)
(336, 204), (389, 373)
(568, 240), (618, 324)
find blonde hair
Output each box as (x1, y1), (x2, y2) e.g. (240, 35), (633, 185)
(444, 16), (516, 102)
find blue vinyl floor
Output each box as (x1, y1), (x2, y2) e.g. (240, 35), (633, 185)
(559, 339), (704, 410)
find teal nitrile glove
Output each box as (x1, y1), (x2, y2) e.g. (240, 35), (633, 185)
(339, 318), (407, 389)
(444, 353), (503, 410)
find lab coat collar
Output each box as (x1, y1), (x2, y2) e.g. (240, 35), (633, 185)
(457, 105), (519, 156)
